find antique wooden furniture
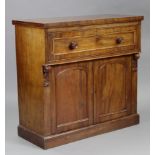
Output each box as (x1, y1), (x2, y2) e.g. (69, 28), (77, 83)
(12, 15), (144, 149)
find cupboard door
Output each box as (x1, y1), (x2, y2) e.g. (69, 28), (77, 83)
(50, 62), (93, 133)
(94, 56), (132, 123)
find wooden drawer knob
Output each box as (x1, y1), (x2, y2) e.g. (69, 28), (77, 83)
(68, 42), (78, 50)
(116, 37), (123, 44)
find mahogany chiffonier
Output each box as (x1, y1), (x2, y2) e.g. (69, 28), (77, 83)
(12, 15), (144, 149)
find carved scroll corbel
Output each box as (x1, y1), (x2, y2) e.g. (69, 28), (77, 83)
(134, 53), (140, 60)
(42, 64), (51, 87)
(132, 53), (140, 72)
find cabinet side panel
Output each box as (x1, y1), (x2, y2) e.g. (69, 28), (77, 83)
(15, 26), (46, 135)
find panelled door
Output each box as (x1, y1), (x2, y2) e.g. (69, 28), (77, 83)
(93, 56), (132, 123)
(50, 61), (93, 133)
(50, 56), (132, 133)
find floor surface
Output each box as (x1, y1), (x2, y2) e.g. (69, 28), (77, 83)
(6, 91), (149, 155)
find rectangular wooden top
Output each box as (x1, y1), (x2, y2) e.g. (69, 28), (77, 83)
(12, 14), (144, 28)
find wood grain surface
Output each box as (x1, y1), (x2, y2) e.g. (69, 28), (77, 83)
(13, 15), (143, 149)
(12, 14), (143, 28)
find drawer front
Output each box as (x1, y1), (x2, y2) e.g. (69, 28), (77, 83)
(54, 36), (96, 54)
(96, 32), (134, 49)
(48, 24), (139, 62)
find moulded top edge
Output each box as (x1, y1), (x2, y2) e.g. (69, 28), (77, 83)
(12, 14), (144, 28)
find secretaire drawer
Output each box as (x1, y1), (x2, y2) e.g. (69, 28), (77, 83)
(53, 31), (135, 54)
(47, 24), (139, 61)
